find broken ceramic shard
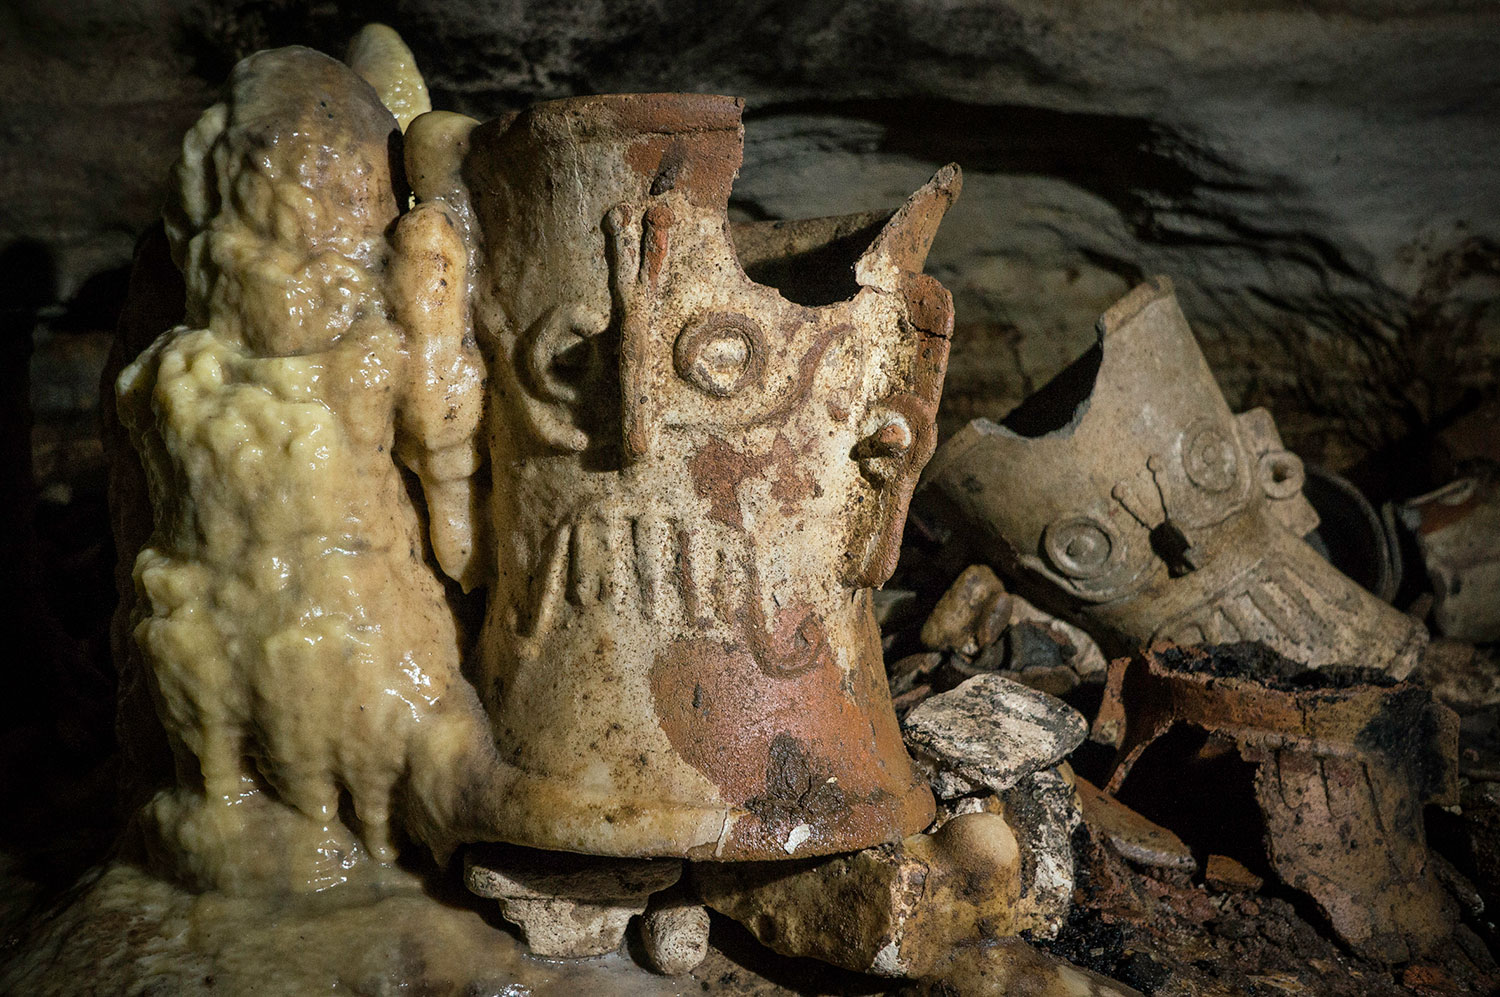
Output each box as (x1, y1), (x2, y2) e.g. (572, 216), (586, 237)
(902, 672), (1087, 798)
(1300, 463), (1403, 603)
(1074, 775), (1197, 875)
(438, 93), (961, 860)
(1097, 642), (1458, 962)
(918, 276), (1427, 678)
(1400, 473), (1500, 643)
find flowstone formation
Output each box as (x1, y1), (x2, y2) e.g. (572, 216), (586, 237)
(112, 35), (496, 894)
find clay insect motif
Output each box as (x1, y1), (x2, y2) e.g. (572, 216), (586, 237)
(920, 277), (1428, 679)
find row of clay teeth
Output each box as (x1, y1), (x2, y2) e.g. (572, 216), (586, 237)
(517, 513), (775, 634)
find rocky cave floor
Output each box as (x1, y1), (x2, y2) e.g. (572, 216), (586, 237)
(3, 244), (1500, 995)
(4, 424), (1500, 995)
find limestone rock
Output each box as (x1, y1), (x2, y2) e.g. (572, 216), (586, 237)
(1008, 594), (1109, 680)
(920, 564), (1011, 656)
(1003, 664), (1082, 698)
(696, 811), (1024, 978)
(464, 847), (682, 958)
(996, 619), (1086, 696)
(888, 651), (943, 694)
(639, 897), (711, 976)
(902, 673), (1087, 797)
(998, 765), (1083, 938)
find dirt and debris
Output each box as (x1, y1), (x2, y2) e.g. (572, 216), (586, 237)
(861, 520), (1500, 993)
(882, 564), (1109, 718)
(1040, 817), (1500, 997)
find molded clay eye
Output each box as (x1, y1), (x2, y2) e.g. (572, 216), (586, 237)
(1258, 449), (1305, 499)
(1043, 515), (1118, 579)
(1181, 419), (1239, 493)
(674, 313), (764, 397)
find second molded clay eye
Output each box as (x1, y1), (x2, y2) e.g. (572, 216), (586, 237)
(1043, 515), (1119, 579)
(674, 313), (763, 397)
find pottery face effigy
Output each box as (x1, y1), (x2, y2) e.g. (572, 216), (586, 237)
(110, 34), (962, 887)
(443, 94), (959, 860)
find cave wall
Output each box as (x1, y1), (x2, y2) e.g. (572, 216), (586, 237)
(4, 0), (1500, 485)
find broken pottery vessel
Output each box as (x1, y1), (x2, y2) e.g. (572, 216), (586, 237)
(428, 94), (961, 861)
(1097, 643), (1459, 962)
(918, 276), (1428, 678)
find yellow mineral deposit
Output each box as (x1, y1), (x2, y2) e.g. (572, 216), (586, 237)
(117, 42), (493, 893)
(345, 23), (433, 131)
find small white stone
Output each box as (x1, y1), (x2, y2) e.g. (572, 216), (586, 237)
(640, 901), (711, 975)
(871, 938), (906, 976)
(783, 823), (813, 854)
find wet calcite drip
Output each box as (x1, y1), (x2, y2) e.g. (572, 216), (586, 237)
(115, 39), (495, 892)
(436, 93), (960, 860)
